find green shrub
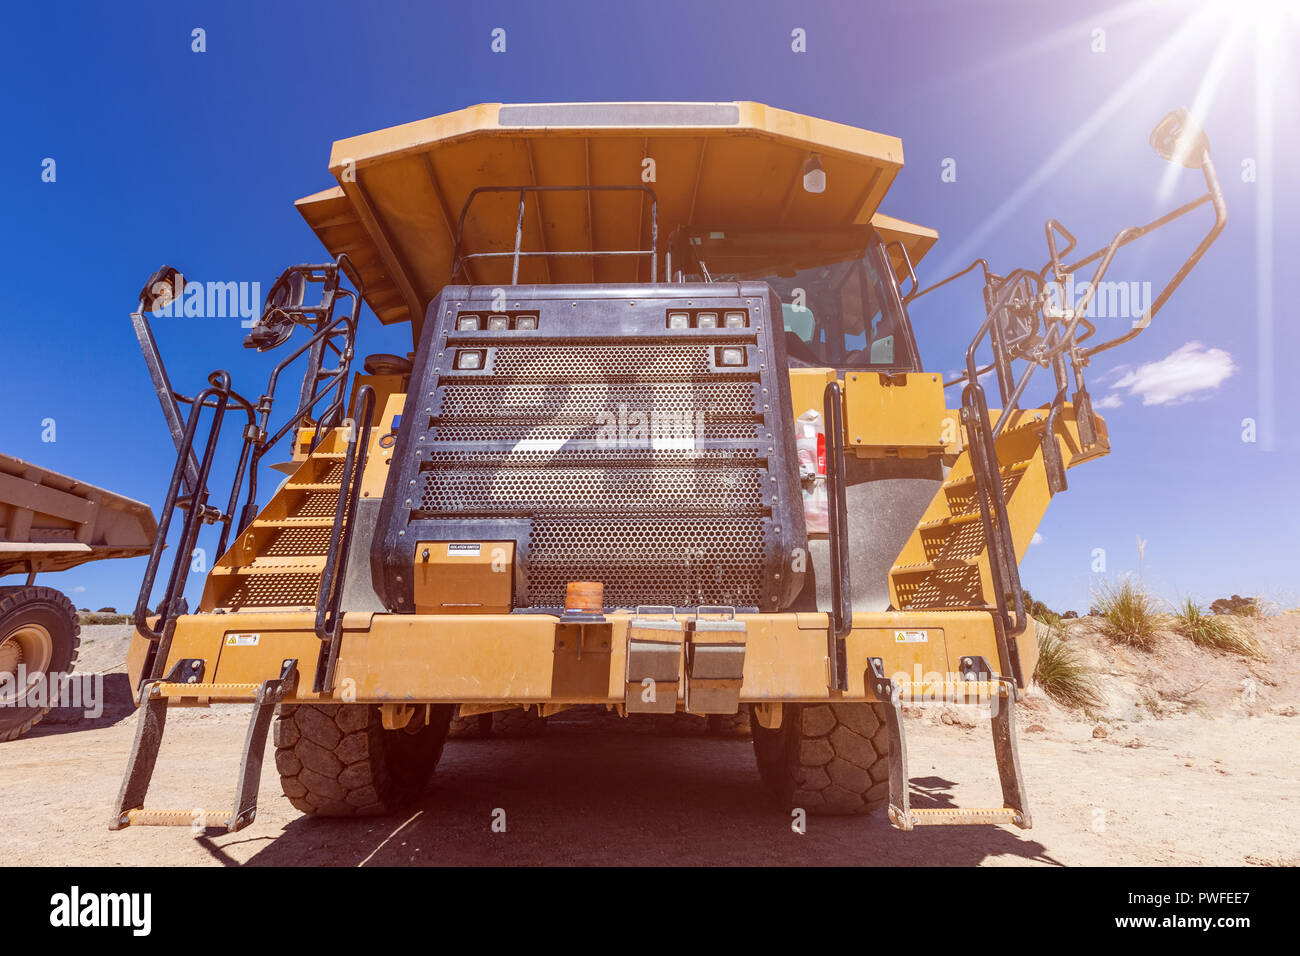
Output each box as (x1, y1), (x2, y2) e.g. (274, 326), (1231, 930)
(1093, 578), (1160, 649)
(1034, 625), (1101, 709)
(1210, 594), (1259, 617)
(77, 611), (131, 625)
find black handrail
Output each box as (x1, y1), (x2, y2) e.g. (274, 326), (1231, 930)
(134, 371), (256, 680)
(960, 380), (1026, 636)
(823, 381), (852, 693)
(314, 385), (376, 694)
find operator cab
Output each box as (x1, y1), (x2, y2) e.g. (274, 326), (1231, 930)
(668, 226), (921, 373)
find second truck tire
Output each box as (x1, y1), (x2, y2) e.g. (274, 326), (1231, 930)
(0, 586), (80, 743)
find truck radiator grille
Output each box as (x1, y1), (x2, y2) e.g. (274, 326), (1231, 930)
(371, 286), (807, 612)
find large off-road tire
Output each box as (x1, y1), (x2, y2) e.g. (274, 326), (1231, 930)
(0, 586), (80, 742)
(274, 703), (453, 816)
(491, 705), (548, 737)
(750, 702), (891, 815)
(447, 707), (494, 739)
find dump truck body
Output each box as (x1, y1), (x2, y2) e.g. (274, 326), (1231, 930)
(0, 453), (156, 578)
(0, 454), (157, 740)
(111, 101), (1225, 833)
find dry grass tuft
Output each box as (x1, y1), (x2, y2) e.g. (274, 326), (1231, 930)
(1034, 624), (1102, 710)
(1173, 597), (1265, 658)
(1093, 578), (1161, 650)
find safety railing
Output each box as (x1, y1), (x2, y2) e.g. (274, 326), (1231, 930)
(131, 256), (365, 682)
(450, 184), (660, 284)
(132, 370), (256, 654)
(313, 384), (375, 693)
(823, 380), (852, 693)
(903, 109), (1228, 677)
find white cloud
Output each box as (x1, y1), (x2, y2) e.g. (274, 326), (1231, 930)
(70, 586), (86, 593)
(1030, 532), (1044, 545)
(1111, 341), (1236, 406)
(1095, 393), (1123, 410)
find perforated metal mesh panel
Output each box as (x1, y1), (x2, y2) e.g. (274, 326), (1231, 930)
(295, 491), (343, 518)
(316, 460), (345, 484)
(529, 518), (767, 609)
(427, 421), (761, 443)
(921, 519), (987, 563)
(418, 466), (764, 515)
(947, 470), (1024, 517)
(371, 284), (807, 612)
(263, 526), (334, 557)
(219, 572), (321, 609)
(434, 381), (757, 420)
(893, 564), (985, 609)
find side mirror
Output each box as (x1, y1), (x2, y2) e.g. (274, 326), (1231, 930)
(1150, 107), (1210, 169)
(244, 268), (308, 351)
(138, 265), (186, 313)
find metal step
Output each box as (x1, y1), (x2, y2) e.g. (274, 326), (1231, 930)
(868, 657), (1031, 832)
(209, 556), (328, 573)
(110, 659), (297, 834)
(120, 808), (237, 828)
(942, 460), (1030, 492)
(900, 807), (1024, 827)
(257, 518), (336, 529)
(889, 556), (980, 574)
(918, 511), (983, 531)
(151, 680), (264, 701)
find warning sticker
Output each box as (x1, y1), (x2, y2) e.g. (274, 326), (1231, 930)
(894, 630), (928, 644)
(447, 543), (481, 557)
(225, 633), (260, 647)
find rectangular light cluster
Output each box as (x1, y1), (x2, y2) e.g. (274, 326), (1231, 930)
(455, 311), (539, 331)
(665, 308), (748, 330)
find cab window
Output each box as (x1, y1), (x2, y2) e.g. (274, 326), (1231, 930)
(674, 226), (919, 371)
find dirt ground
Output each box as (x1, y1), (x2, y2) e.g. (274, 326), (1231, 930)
(2, 618), (1297, 867)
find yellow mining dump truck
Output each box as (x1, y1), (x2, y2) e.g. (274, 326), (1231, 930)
(0, 454), (157, 740)
(111, 102), (1224, 833)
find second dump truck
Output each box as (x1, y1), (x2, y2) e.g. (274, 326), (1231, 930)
(1, 454), (156, 741)
(111, 102), (1224, 832)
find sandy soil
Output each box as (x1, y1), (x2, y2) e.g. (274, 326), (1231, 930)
(2, 619), (1296, 867)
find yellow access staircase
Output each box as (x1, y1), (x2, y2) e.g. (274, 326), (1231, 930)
(200, 435), (349, 612)
(889, 404), (1107, 611)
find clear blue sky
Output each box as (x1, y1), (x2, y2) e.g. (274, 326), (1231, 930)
(1, 0), (1296, 614)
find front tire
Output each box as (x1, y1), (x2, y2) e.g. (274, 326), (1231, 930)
(750, 702), (891, 815)
(274, 703), (453, 816)
(0, 586), (79, 742)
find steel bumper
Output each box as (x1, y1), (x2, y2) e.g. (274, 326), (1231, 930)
(126, 609), (1034, 706)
